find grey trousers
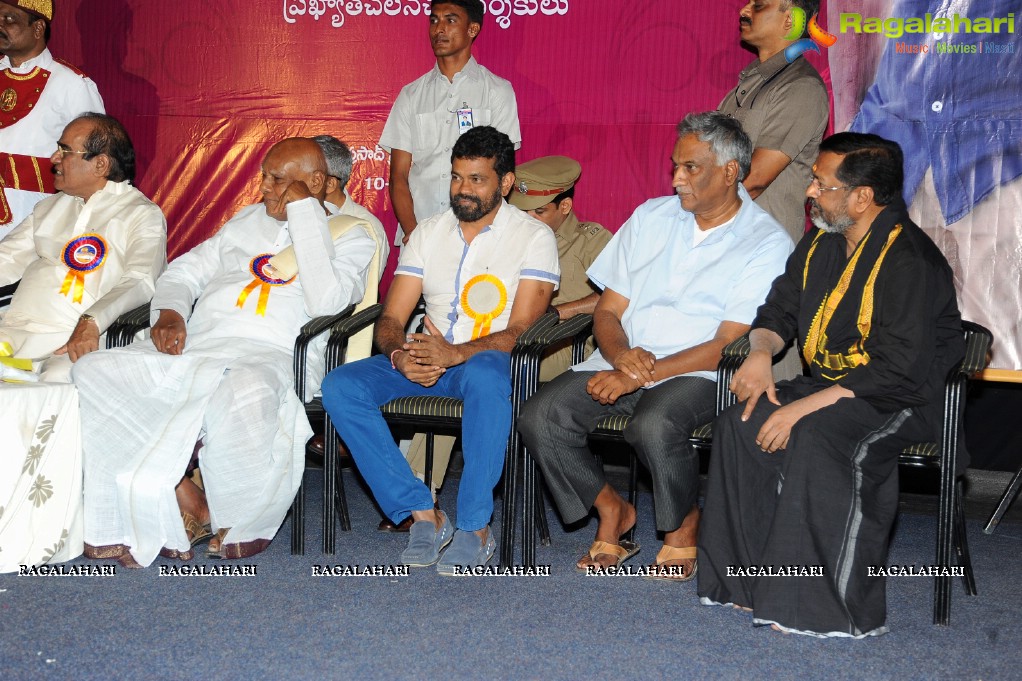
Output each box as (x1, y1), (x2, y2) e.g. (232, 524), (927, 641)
(519, 370), (716, 532)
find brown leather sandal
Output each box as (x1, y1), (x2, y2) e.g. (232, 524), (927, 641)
(576, 539), (640, 572)
(646, 545), (697, 582)
(182, 512), (213, 547)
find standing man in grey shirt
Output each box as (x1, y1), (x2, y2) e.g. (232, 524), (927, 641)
(379, 0), (521, 245)
(718, 0), (829, 242)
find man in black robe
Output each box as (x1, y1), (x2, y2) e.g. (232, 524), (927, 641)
(697, 132), (964, 637)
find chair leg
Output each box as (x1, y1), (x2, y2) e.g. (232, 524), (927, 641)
(933, 471), (957, 626)
(499, 439), (520, 569)
(523, 448), (536, 567)
(336, 450), (351, 533)
(625, 449), (638, 545)
(424, 432), (434, 492)
(323, 431), (336, 555)
(290, 480), (305, 555)
(954, 480), (977, 596)
(983, 464), (1022, 534)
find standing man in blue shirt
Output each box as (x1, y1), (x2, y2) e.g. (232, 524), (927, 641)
(519, 112), (792, 580)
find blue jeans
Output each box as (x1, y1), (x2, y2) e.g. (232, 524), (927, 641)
(321, 351), (512, 531)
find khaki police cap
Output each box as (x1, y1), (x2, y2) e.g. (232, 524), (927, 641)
(509, 156), (581, 211)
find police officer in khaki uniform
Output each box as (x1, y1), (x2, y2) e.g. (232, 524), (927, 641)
(392, 156), (611, 531)
(508, 155), (611, 379)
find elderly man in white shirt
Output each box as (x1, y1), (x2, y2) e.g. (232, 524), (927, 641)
(0, 0), (104, 240)
(519, 112), (793, 581)
(75, 138), (377, 567)
(0, 113), (165, 381)
(380, 0), (520, 246)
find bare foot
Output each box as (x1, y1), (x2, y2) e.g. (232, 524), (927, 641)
(770, 624), (791, 635)
(207, 528), (230, 558)
(732, 604), (753, 612)
(577, 484), (637, 570)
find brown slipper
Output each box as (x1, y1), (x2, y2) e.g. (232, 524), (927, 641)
(576, 539), (640, 572)
(646, 545), (697, 582)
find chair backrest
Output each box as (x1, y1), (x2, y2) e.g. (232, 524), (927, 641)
(294, 215), (385, 400)
(330, 215), (383, 363)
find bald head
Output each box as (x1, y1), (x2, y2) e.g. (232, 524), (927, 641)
(260, 137), (328, 219)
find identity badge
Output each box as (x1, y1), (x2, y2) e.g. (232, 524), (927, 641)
(456, 103), (473, 135)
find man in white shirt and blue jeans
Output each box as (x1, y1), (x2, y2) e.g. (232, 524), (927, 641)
(322, 127), (557, 574)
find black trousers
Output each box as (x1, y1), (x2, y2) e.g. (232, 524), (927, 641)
(697, 377), (930, 636)
(519, 370), (715, 532)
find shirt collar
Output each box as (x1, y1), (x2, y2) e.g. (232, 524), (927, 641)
(447, 198), (512, 235)
(554, 211), (579, 241)
(429, 55), (481, 85)
(0, 47), (52, 73)
(679, 185), (758, 244)
(741, 50), (791, 81)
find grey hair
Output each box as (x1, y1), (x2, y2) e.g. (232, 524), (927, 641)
(676, 112), (753, 182)
(312, 135), (354, 187)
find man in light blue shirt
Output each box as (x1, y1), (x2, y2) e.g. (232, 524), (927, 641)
(520, 111), (792, 580)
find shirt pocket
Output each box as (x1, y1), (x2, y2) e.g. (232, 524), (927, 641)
(413, 112), (443, 156)
(471, 108), (493, 128)
(733, 108), (765, 146)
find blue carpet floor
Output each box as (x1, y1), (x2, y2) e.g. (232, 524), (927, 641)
(1, 467), (1019, 680)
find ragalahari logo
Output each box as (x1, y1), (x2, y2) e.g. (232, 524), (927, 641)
(784, 8), (837, 63)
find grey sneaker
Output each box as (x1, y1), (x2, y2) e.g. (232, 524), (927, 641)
(436, 527), (496, 576)
(399, 511), (453, 567)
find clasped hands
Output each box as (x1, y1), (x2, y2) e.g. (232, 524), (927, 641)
(729, 349), (807, 453)
(393, 317), (463, 387)
(587, 346), (656, 405)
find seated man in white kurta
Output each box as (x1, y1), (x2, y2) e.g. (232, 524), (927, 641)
(0, 113), (166, 382)
(74, 138), (377, 566)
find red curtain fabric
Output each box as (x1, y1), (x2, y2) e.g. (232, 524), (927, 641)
(55, 1), (831, 293)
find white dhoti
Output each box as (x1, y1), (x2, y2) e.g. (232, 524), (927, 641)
(75, 340), (308, 566)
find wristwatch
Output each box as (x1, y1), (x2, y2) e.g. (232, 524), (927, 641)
(79, 313), (97, 325)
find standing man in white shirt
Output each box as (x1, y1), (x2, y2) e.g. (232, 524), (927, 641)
(380, 0), (520, 244)
(0, 0), (104, 240)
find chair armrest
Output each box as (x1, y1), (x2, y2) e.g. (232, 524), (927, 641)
(325, 303), (385, 371)
(715, 332), (750, 413)
(514, 311), (562, 346)
(293, 304), (356, 399)
(960, 321), (993, 377)
(105, 302), (152, 349)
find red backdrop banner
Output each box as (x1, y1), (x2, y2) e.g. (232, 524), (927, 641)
(55, 1), (830, 291)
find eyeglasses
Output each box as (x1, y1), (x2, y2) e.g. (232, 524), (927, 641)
(810, 178), (854, 193)
(53, 147), (90, 159)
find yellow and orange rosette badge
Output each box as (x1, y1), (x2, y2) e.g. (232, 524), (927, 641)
(236, 254), (295, 316)
(60, 234), (107, 303)
(460, 274), (507, 340)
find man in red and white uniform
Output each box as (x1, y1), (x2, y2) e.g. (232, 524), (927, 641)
(0, 0), (104, 240)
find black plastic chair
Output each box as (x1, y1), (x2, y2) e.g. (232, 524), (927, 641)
(316, 311), (561, 562)
(103, 300), (360, 557)
(507, 313), (724, 563)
